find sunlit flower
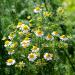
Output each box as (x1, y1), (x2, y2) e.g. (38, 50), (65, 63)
(52, 31), (59, 36)
(4, 40), (12, 47)
(57, 7), (64, 14)
(17, 22), (24, 28)
(6, 59), (16, 66)
(44, 53), (53, 61)
(45, 34), (54, 41)
(8, 50), (15, 55)
(35, 30), (44, 37)
(8, 33), (15, 40)
(60, 35), (68, 41)
(34, 6), (42, 13)
(28, 53), (37, 62)
(18, 31), (24, 36)
(31, 46), (39, 52)
(21, 25), (30, 33)
(21, 37), (30, 48)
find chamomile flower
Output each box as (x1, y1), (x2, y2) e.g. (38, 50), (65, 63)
(17, 22), (24, 28)
(28, 53), (37, 62)
(34, 6), (42, 13)
(60, 35), (68, 41)
(8, 33), (15, 40)
(21, 38), (30, 48)
(4, 40), (12, 47)
(8, 50), (15, 55)
(31, 46), (39, 52)
(35, 30), (44, 37)
(21, 25), (30, 33)
(18, 31), (24, 36)
(57, 7), (64, 14)
(44, 53), (53, 61)
(52, 31), (59, 37)
(6, 59), (16, 66)
(45, 34), (54, 41)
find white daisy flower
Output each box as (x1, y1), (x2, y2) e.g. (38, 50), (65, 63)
(44, 53), (53, 61)
(6, 59), (16, 66)
(21, 25), (30, 33)
(34, 7), (42, 13)
(52, 31), (59, 37)
(4, 40), (12, 47)
(8, 33), (15, 40)
(60, 35), (68, 41)
(45, 34), (54, 41)
(28, 53), (37, 62)
(17, 22), (24, 29)
(31, 46), (39, 52)
(21, 38), (30, 48)
(8, 50), (15, 55)
(35, 30), (44, 37)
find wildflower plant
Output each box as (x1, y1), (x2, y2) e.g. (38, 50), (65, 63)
(0, 0), (75, 75)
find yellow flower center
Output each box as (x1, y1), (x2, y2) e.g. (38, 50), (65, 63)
(45, 53), (53, 58)
(23, 25), (29, 30)
(7, 59), (13, 63)
(45, 53), (50, 58)
(47, 34), (52, 38)
(30, 54), (34, 58)
(35, 7), (40, 11)
(32, 46), (38, 50)
(37, 30), (43, 35)
(60, 35), (65, 38)
(53, 31), (58, 35)
(5, 41), (10, 45)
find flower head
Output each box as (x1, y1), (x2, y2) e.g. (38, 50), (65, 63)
(44, 53), (53, 61)
(52, 31), (59, 36)
(4, 40), (12, 47)
(34, 6), (42, 13)
(8, 33), (15, 40)
(28, 53), (37, 62)
(8, 50), (15, 55)
(35, 30), (44, 37)
(21, 25), (30, 33)
(60, 35), (68, 41)
(6, 59), (16, 66)
(45, 34), (54, 41)
(31, 46), (39, 52)
(21, 38), (30, 48)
